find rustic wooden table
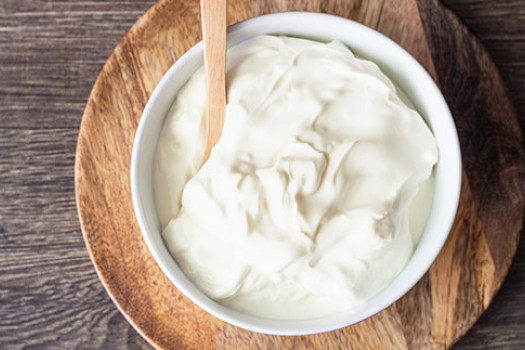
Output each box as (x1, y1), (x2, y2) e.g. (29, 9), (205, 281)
(0, 1), (523, 349)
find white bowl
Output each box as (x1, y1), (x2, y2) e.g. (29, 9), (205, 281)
(131, 12), (462, 335)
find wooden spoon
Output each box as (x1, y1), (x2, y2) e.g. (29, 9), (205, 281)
(200, 0), (227, 164)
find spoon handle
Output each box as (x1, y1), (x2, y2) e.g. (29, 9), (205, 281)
(200, 0), (227, 163)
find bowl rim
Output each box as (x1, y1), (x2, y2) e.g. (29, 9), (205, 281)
(131, 11), (462, 335)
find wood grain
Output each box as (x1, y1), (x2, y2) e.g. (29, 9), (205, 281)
(201, 0), (227, 161)
(0, 129), (150, 350)
(0, 1), (156, 349)
(0, 1), (156, 130)
(439, 2), (525, 347)
(74, 0), (525, 349)
(1, 0), (525, 349)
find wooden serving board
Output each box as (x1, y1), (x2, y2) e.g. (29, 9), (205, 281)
(75, 0), (525, 349)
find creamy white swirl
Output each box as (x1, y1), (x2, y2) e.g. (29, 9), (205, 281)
(154, 35), (438, 319)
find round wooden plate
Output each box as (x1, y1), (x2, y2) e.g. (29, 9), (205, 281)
(75, 0), (525, 348)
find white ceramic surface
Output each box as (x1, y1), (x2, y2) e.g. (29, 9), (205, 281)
(131, 12), (462, 336)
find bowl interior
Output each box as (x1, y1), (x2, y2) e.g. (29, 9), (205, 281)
(131, 12), (462, 335)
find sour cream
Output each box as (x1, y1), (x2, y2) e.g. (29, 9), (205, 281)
(154, 35), (438, 319)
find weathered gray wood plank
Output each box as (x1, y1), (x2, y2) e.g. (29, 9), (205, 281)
(0, 128), (150, 349)
(0, 0), (155, 129)
(0, 1), (154, 347)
